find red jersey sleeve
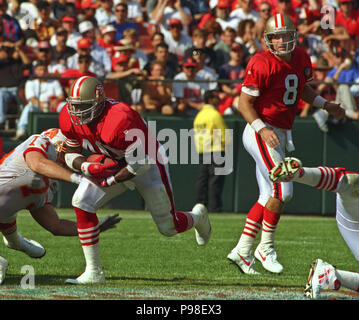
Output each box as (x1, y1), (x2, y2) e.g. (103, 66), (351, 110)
(242, 53), (269, 96)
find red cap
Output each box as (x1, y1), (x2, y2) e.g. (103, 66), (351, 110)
(231, 43), (243, 51)
(81, 0), (100, 9)
(112, 54), (129, 70)
(217, 0), (230, 8)
(183, 57), (198, 67)
(169, 18), (182, 26)
(114, 54), (129, 63)
(77, 38), (92, 49)
(61, 16), (76, 22)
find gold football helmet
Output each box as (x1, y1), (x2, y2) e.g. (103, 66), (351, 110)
(264, 14), (297, 55)
(67, 76), (106, 125)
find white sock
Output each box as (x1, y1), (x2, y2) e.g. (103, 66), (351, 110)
(82, 243), (102, 272)
(3, 231), (23, 249)
(336, 269), (359, 292)
(236, 218), (261, 256)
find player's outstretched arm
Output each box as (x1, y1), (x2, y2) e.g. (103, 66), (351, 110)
(301, 83), (346, 120)
(30, 204), (122, 236)
(25, 151), (81, 184)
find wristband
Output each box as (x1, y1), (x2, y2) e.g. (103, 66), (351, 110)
(106, 175), (117, 185)
(250, 119), (266, 133)
(313, 96), (327, 109)
(70, 173), (82, 184)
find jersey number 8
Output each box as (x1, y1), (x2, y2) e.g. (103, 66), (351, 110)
(283, 74), (298, 107)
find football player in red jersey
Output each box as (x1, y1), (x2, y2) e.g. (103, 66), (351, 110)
(227, 14), (345, 275)
(59, 76), (212, 284)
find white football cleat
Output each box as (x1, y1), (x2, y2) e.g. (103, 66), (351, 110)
(227, 250), (260, 275)
(0, 256), (8, 285)
(254, 244), (283, 274)
(304, 258), (340, 299)
(192, 203), (211, 245)
(66, 268), (105, 285)
(3, 235), (46, 258)
(269, 157), (302, 183)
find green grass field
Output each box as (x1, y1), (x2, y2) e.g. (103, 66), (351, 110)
(0, 209), (358, 301)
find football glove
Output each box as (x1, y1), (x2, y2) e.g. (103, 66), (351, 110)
(99, 214), (122, 232)
(81, 161), (119, 179)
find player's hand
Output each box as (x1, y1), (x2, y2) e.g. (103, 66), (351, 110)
(98, 175), (118, 187)
(259, 127), (280, 148)
(99, 214), (122, 232)
(81, 161), (119, 179)
(324, 102), (346, 120)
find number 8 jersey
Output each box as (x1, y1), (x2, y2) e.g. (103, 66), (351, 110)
(241, 46), (313, 130)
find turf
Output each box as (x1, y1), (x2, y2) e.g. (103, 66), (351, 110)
(0, 210), (358, 300)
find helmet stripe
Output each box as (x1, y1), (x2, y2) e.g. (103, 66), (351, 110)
(275, 13), (284, 29)
(71, 76), (91, 98)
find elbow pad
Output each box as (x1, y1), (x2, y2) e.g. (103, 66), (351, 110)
(65, 153), (83, 172)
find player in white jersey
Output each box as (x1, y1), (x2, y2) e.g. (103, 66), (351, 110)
(270, 157), (359, 299)
(0, 128), (121, 285)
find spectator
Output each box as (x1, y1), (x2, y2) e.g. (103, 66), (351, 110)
(144, 42), (179, 79)
(193, 90), (229, 213)
(67, 37), (110, 78)
(141, 60), (174, 114)
(50, 16), (82, 50)
(146, 32), (179, 65)
(213, 27), (237, 70)
(98, 24), (120, 59)
(95, 0), (116, 28)
(182, 0), (209, 27)
(14, 61), (65, 140)
(230, 0), (260, 23)
(115, 0), (144, 23)
(0, 43), (31, 129)
(236, 19), (262, 60)
(122, 28), (148, 69)
(202, 19), (223, 49)
(110, 3), (138, 41)
(51, 0), (77, 20)
(75, 21), (112, 77)
(61, 54), (97, 93)
(150, 0), (193, 35)
(79, 0), (100, 29)
(33, 41), (52, 67)
(161, 18), (192, 62)
(113, 38), (140, 69)
(218, 43), (245, 94)
(173, 57), (209, 114)
(106, 53), (146, 111)
(299, 57), (336, 132)
(335, 0), (359, 38)
(214, 0), (241, 31)
(255, 1), (272, 40)
(0, 0), (24, 45)
(33, 0), (59, 42)
(183, 28), (217, 71)
(192, 48), (219, 91)
(49, 27), (76, 74)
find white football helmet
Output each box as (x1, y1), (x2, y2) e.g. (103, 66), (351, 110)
(66, 76), (106, 125)
(264, 13), (297, 56)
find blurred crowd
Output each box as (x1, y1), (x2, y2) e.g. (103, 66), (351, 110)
(2, 0), (359, 139)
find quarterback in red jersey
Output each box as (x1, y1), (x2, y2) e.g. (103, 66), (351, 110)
(59, 76), (211, 284)
(227, 14), (345, 275)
